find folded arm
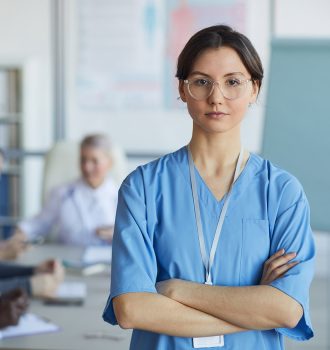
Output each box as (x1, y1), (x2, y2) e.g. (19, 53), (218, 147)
(156, 249), (302, 330)
(113, 292), (247, 337)
(157, 280), (302, 330)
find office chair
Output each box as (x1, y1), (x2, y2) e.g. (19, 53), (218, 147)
(41, 140), (128, 204)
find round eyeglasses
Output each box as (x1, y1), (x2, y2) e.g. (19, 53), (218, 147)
(183, 77), (252, 101)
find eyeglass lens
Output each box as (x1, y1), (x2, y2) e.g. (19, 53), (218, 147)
(187, 79), (249, 100)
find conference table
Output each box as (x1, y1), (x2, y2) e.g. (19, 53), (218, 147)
(0, 245), (132, 350)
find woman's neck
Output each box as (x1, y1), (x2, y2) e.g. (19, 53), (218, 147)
(189, 126), (242, 176)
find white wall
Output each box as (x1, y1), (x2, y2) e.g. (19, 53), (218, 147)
(0, 0), (53, 149)
(275, 0), (330, 37)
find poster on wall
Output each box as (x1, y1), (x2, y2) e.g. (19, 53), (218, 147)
(76, 0), (246, 110)
(165, 0), (246, 108)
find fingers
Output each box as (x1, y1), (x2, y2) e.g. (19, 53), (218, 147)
(53, 260), (65, 282)
(270, 260), (300, 280)
(260, 249), (300, 285)
(31, 274), (59, 298)
(34, 260), (48, 274)
(34, 260), (65, 285)
(266, 252), (297, 272)
(264, 248), (285, 265)
(8, 232), (28, 257)
(95, 227), (114, 241)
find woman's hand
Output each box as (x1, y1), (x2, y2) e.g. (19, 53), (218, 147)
(156, 249), (299, 300)
(32, 260), (65, 298)
(260, 249), (299, 285)
(0, 230), (27, 260)
(34, 259), (65, 283)
(31, 274), (60, 298)
(95, 226), (114, 242)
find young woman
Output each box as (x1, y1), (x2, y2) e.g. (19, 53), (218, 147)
(15, 134), (118, 246)
(103, 25), (314, 349)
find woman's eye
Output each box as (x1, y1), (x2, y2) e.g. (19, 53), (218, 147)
(226, 78), (241, 87)
(194, 79), (210, 87)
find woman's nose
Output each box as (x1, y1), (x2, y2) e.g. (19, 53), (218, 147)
(208, 82), (225, 104)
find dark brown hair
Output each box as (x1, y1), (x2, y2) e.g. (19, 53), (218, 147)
(176, 25), (263, 90)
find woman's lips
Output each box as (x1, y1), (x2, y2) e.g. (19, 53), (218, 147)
(205, 112), (228, 118)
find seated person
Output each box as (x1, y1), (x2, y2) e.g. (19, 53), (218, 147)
(0, 259), (64, 298)
(15, 134), (118, 246)
(0, 288), (29, 329)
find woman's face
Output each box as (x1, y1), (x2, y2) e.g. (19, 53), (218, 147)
(179, 46), (258, 135)
(80, 146), (111, 188)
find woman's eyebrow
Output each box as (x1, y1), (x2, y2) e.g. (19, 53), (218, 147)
(224, 72), (245, 77)
(190, 71), (212, 77)
(190, 71), (245, 77)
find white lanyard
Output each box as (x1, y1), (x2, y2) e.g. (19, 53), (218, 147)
(187, 145), (244, 285)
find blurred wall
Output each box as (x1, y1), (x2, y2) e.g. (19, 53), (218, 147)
(0, 0), (330, 216)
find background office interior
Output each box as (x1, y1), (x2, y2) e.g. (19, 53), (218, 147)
(0, 0), (329, 349)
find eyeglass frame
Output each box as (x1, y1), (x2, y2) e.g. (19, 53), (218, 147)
(182, 77), (254, 101)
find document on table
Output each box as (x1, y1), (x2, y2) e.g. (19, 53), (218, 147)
(82, 246), (112, 264)
(0, 313), (59, 339)
(44, 282), (87, 305)
(56, 281), (87, 299)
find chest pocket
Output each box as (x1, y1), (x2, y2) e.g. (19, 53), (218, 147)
(240, 218), (270, 286)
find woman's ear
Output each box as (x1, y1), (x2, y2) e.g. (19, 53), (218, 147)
(250, 80), (259, 104)
(178, 80), (187, 102)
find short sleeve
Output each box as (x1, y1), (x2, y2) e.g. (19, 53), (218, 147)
(270, 195), (315, 341)
(103, 171), (158, 325)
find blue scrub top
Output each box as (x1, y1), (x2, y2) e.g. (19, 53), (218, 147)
(103, 147), (315, 350)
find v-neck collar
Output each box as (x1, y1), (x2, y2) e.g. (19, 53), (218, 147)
(172, 146), (260, 216)
(193, 152), (252, 204)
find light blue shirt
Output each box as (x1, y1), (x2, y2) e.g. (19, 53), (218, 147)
(19, 177), (118, 246)
(103, 147), (314, 349)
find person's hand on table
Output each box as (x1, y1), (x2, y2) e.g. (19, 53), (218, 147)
(95, 226), (114, 242)
(34, 259), (65, 283)
(31, 260), (65, 298)
(31, 273), (60, 298)
(0, 229), (28, 261)
(0, 288), (29, 328)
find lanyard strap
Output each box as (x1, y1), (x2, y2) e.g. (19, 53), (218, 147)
(188, 145), (244, 284)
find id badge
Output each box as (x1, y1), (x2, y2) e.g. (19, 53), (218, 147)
(193, 335), (224, 348)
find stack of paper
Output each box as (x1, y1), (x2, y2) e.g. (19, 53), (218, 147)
(82, 246), (112, 264)
(56, 281), (87, 299)
(0, 313), (59, 339)
(44, 282), (87, 306)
